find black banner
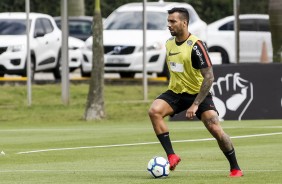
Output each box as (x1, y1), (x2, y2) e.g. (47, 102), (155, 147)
(170, 63), (282, 121)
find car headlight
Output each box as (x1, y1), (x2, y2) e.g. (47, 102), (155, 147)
(8, 45), (23, 52)
(138, 42), (163, 52)
(147, 42), (163, 51)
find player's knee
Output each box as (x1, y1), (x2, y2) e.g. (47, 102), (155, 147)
(148, 106), (159, 118)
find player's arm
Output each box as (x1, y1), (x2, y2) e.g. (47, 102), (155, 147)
(186, 40), (214, 119)
(194, 67), (214, 105)
(192, 40), (214, 106)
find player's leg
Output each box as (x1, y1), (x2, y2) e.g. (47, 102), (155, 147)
(148, 99), (172, 134)
(148, 97), (181, 170)
(201, 110), (243, 177)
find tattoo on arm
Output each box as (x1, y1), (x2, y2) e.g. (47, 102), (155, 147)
(193, 67), (214, 105)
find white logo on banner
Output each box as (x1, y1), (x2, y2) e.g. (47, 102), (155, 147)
(210, 73), (253, 121)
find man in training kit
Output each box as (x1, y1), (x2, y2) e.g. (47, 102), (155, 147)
(148, 7), (243, 177)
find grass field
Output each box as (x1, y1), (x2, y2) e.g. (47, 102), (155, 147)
(0, 84), (282, 184)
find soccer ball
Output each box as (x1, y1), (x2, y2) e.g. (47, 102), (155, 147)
(147, 156), (170, 178)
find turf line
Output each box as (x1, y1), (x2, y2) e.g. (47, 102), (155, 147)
(0, 169), (281, 173)
(16, 132), (282, 155)
(1, 126), (281, 132)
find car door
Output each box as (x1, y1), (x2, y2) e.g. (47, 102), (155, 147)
(33, 18), (50, 70)
(41, 18), (60, 69)
(33, 18), (58, 70)
(239, 18), (259, 62)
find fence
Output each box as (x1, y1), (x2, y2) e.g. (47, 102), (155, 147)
(170, 63), (282, 121)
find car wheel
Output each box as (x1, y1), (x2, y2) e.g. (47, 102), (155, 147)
(80, 65), (91, 77)
(119, 72), (135, 78)
(208, 46), (230, 64)
(53, 53), (62, 80)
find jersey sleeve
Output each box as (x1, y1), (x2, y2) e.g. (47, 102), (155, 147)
(191, 40), (212, 69)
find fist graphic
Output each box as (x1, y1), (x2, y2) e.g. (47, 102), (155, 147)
(211, 73), (253, 120)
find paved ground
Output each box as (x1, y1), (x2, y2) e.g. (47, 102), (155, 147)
(0, 69), (168, 85)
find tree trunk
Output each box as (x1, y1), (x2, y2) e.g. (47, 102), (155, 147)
(84, 0), (105, 121)
(68, 0), (85, 16)
(269, 0), (282, 63)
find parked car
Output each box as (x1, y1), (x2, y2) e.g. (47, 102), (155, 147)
(54, 16), (93, 41)
(82, 1), (207, 78)
(207, 14), (272, 64)
(54, 17), (86, 72)
(68, 36), (85, 72)
(0, 12), (61, 79)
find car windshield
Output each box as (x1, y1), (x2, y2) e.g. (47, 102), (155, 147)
(56, 19), (92, 35)
(105, 11), (167, 30)
(0, 19), (28, 35)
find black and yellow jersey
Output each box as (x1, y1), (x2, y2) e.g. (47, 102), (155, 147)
(166, 34), (212, 94)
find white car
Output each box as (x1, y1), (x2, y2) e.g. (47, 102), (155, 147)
(82, 1), (207, 78)
(207, 14), (272, 64)
(54, 16), (87, 73)
(0, 12), (62, 79)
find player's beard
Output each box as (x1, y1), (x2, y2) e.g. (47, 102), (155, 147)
(170, 31), (176, 36)
(169, 27), (181, 37)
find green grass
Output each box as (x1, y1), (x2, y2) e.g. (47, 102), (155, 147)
(0, 84), (282, 184)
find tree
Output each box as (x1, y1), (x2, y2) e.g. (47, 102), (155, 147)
(269, 0), (282, 63)
(68, 0), (85, 16)
(84, 0), (105, 120)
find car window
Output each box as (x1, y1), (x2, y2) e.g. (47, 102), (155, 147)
(219, 19), (256, 31)
(56, 19), (92, 35)
(0, 19), (27, 35)
(219, 18), (269, 32)
(34, 18), (45, 35)
(240, 19), (256, 31)
(257, 18), (270, 32)
(219, 21), (234, 31)
(34, 19), (46, 36)
(41, 18), (54, 33)
(69, 20), (92, 34)
(105, 11), (167, 30)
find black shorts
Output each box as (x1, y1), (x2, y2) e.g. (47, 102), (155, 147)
(156, 90), (218, 120)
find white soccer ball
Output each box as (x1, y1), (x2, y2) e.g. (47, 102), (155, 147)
(147, 156), (170, 178)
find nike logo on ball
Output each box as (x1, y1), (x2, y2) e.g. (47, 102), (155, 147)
(169, 51), (181, 56)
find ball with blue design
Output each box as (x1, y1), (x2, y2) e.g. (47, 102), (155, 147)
(147, 156), (170, 178)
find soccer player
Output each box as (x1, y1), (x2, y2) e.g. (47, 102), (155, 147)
(148, 7), (243, 177)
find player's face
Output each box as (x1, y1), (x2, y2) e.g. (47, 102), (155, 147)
(167, 12), (187, 37)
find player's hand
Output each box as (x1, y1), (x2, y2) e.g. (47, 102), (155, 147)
(186, 104), (198, 119)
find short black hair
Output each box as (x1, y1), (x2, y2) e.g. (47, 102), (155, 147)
(168, 7), (189, 23)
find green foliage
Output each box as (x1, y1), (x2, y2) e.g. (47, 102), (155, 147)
(0, 0), (60, 16)
(187, 0), (233, 24)
(0, 0), (269, 24)
(240, 0), (268, 14)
